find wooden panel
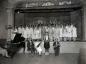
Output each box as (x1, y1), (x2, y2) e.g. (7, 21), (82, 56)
(24, 12), (70, 25)
(14, 13), (24, 27)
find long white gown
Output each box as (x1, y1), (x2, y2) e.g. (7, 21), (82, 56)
(72, 26), (77, 38)
(34, 41), (42, 55)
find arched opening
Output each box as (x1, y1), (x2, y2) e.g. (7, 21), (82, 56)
(14, 1), (83, 41)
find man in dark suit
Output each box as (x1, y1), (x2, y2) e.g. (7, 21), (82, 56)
(44, 40), (50, 55)
(53, 39), (60, 56)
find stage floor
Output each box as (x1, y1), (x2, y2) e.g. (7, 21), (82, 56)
(0, 53), (79, 64)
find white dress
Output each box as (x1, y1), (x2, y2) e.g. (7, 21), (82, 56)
(63, 28), (67, 38)
(11, 29), (18, 40)
(72, 27), (77, 37)
(60, 28), (63, 38)
(34, 41), (42, 54)
(23, 28), (28, 38)
(65, 26), (69, 37)
(29, 28), (33, 39)
(27, 28), (30, 38)
(21, 27), (24, 36)
(67, 26), (72, 38)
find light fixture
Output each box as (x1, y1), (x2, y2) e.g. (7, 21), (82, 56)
(17, 11), (20, 14)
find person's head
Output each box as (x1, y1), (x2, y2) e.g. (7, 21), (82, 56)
(53, 39), (56, 42)
(55, 38), (59, 42)
(20, 25), (23, 28)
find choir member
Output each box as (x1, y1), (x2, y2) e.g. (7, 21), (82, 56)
(59, 25), (63, 41)
(18, 25), (23, 34)
(11, 26), (18, 40)
(23, 25), (29, 53)
(72, 25), (77, 41)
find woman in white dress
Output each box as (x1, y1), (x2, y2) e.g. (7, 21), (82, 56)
(18, 25), (22, 34)
(23, 26), (28, 53)
(59, 26), (63, 41)
(72, 26), (77, 41)
(34, 40), (42, 55)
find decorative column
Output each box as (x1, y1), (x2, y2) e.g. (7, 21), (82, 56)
(83, 6), (86, 40)
(6, 8), (14, 41)
(79, 5), (86, 64)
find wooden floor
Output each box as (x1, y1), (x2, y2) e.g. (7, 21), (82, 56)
(0, 53), (79, 64)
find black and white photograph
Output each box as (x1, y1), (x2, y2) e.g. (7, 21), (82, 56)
(0, 0), (85, 64)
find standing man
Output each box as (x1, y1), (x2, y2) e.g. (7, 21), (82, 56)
(44, 39), (50, 55)
(53, 39), (60, 56)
